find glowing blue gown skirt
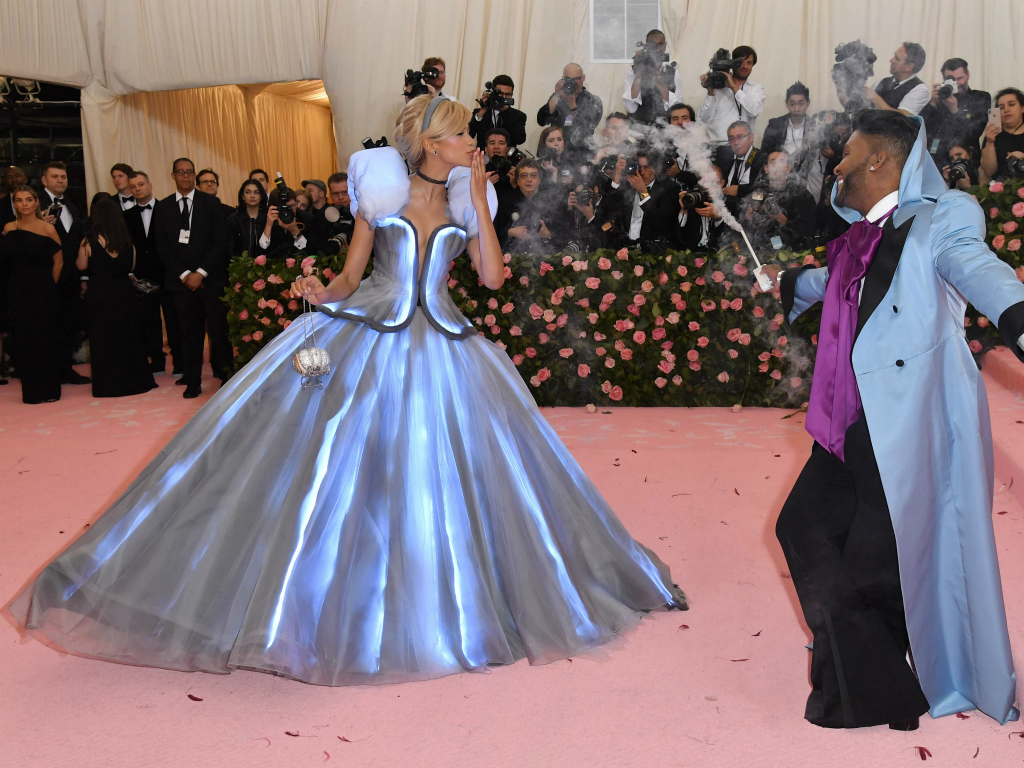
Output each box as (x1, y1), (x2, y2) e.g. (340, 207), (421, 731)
(8, 215), (684, 686)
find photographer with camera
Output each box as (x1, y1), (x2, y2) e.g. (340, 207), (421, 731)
(697, 45), (764, 146)
(403, 57), (456, 103)
(483, 129), (520, 192)
(470, 75), (527, 150)
(675, 163), (728, 251)
(713, 121), (767, 216)
(920, 58), (991, 163)
(537, 126), (577, 190)
(589, 113), (632, 197)
(538, 63), (603, 164)
(621, 148), (680, 251)
(622, 29), (682, 125)
(503, 159), (557, 254)
(868, 43), (930, 115)
(563, 177), (626, 251)
(664, 103), (697, 179)
(259, 175), (314, 260)
(743, 150), (816, 251)
(315, 172), (357, 257)
(942, 143), (979, 190)
(981, 88), (1024, 181)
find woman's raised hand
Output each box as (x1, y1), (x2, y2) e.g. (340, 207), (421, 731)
(469, 148), (489, 211)
(290, 275), (328, 305)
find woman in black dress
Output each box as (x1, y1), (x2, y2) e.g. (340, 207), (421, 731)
(2, 186), (64, 404)
(981, 87), (1024, 181)
(76, 198), (156, 398)
(226, 179), (268, 259)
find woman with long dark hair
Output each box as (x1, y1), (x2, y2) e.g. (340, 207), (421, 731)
(76, 197), (156, 397)
(226, 179), (268, 259)
(537, 125), (572, 186)
(2, 186), (64, 403)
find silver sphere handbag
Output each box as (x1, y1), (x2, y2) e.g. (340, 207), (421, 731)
(292, 295), (331, 390)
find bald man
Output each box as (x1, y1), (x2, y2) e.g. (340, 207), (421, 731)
(537, 63), (603, 165)
(1, 166), (27, 226)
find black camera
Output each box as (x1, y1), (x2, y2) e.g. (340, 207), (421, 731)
(271, 172), (295, 225)
(576, 189), (595, 207)
(634, 41), (669, 71)
(538, 146), (560, 163)
(1006, 155), (1024, 178)
(749, 188), (781, 217)
(947, 158), (972, 187)
(478, 81), (514, 111)
(508, 147), (525, 165)
(704, 47), (745, 90)
(488, 155), (512, 178)
(831, 40), (877, 111)
(362, 136), (389, 150)
(624, 155), (640, 176)
(404, 67), (440, 98)
(679, 186), (709, 210)
(558, 167), (574, 185)
(45, 201), (63, 219)
(937, 78), (958, 101)
(562, 78), (578, 96)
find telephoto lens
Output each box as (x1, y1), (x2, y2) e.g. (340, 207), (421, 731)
(273, 173), (295, 225)
(937, 78), (957, 101)
(947, 159), (970, 187)
(679, 186), (708, 209)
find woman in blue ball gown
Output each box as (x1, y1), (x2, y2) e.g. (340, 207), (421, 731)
(8, 95), (685, 686)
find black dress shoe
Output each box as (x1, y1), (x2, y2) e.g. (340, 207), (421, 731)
(61, 370), (92, 385)
(183, 384), (202, 399)
(889, 717), (919, 731)
(175, 377), (187, 386)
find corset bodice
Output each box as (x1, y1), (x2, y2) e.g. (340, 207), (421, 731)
(317, 217), (476, 339)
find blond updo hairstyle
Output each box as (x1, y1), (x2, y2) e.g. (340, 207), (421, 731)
(394, 94), (472, 171)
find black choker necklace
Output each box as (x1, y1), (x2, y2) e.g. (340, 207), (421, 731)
(416, 169), (447, 185)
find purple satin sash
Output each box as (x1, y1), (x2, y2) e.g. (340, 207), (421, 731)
(805, 208), (895, 461)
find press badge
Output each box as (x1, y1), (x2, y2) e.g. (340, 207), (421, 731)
(929, 138), (940, 154)
(770, 236), (783, 250)
(179, 229), (190, 244)
(564, 113), (574, 127)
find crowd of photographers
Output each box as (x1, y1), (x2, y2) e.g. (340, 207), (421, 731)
(400, 33), (1024, 258)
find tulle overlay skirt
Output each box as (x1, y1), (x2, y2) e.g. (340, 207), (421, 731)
(9, 309), (681, 685)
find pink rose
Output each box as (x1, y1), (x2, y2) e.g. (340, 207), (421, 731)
(969, 339), (983, 353)
(266, 273), (284, 285)
(770, 370), (782, 380)
(600, 380), (612, 394)
(655, 377), (668, 388)
(261, 317), (271, 326)
(495, 341), (506, 350)
(621, 348), (633, 360)
(241, 334), (252, 342)
(697, 336), (709, 348)
(253, 278), (266, 290)
(588, 312), (599, 324)
(233, 282), (242, 292)
(323, 269), (334, 280)
(672, 375), (682, 386)
(689, 361), (701, 371)
(500, 302), (514, 314)
(598, 257), (612, 270)
(593, 332), (606, 341)
(520, 276), (530, 286)
(585, 277), (601, 289)
(537, 367), (551, 382)
(641, 280), (654, 292)
(633, 331), (646, 344)
(550, 293), (562, 306)
(695, 277), (706, 286)
(688, 321), (700, 331)
(484, 314), (496, 326)
(694, 257), (705, 267)
(510, 325), (522, 336)
(578, 364), (591, 377)
(658, 360), (674, 374)
(718, 299), (729, 310)
(977, 316), (990, 328)
(490, 325), (500, 335)
(529, 303), (544, 320)
(667, 312), (680, 324)
(758, 351), (771, 362)
(728, 349), (739, 359)
(488, 298), (498, 309)
(1010, 239), (1022, 251)
(612, 270), (623, 279)
(530, 376), (541, 387)
(605, 357), (616, 368)
(717, 371), (729, 383)
(723, 281), (732, 291)
(1017, 266), (1024, 282)
(1003, 221), (1019, 233)
(677, 265), (688, 277)
(712, 271), (725, 283)
(525, 347), (537, 358)
(556, 315), (568, 328)
(503, 266), (513, 279)
(989, 181), (1004, 193)
(274, 304), (284, 316)
(253, 254), (267, 266)
(285, 257), (296, 268)
(616, 248), (629, 260)
(733, 263), (749, 277)
(654, 316), (665, 326)
(730, 298), (743, 310)
(238, 309), (249, 320)
(753, 305), (765, 318)
(701, 300), (716, 312)
(1019, 188), (1024, 199)
(447, 278), (458, 289)
(608, 386), (623, 401)
(633, 294), (646, 306)
(540, 262), (554, 275)
(680, 282), (692, 293)
(634, 265), (644, 277)
(790, 377), (803, 388)
(539, 333), (549, 343)
(577, 298), (590, 308)
(596, 347), (606, 356)
(739, 333), (751, 346)
(503, 253), (512, 264)
(513, 354), (524, 366)
(727, 328), (741, 342)
(652, 327), (666, 340)
(562, 255), (573, 266)
(992, 233), (1006, 249)
(990, 207), (1001, 219)
(614, 319), (628, 332)
(559, 348), (574, 358)
(658, 272), (669, 285)
(266, 299), (278, 308)
(252, 330), (264, 341)
(1012, 202), (1024, 217)
(778, 335), (788, 346)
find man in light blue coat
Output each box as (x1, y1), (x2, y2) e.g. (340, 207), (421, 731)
(762, 111), (1023, 730)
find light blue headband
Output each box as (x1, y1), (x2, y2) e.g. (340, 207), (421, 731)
(420, 95), (446, 132)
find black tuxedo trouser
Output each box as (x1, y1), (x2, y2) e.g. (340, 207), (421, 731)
(172, 283), (231, 386)
(138, 289), (182, 372)
(775, 414), (930, 728)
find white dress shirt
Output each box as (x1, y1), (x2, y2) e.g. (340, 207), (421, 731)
(697, 80), (766, 145)
(175, 189), (207, 281)
(43, 188), (73, 232)
(727, 147), (754, 186)
(136, 197), (154, 236)
(627, 181), (655, 241)
(258, 227), (306, 251)
(118, 193), (136, 211)
(873, 76), (930, 116)
(783, 119), (806, 154)
(622, 66), (685, 115)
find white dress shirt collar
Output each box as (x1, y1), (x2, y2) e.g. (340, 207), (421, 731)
(175, 189), (196, 203)
(866, 190), (899, 225)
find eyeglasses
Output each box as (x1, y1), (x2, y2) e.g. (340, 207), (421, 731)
(519, 172), (540, 180)
(727, 134), (751, 143)
(173, 169), (196, 176)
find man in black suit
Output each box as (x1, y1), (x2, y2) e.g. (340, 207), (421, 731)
(620, 149), (681, 252)
(1, 166), (28, 227)
(153, 157), (231, 398)
(197, 169), (237, 222)
(110, 163), (136, 211)
(469, 75), (527, 149)
(40, 160), (90, 385)
(714, 121), (768, 217)
(761, 83), (811, 158)
(125, 170), (182, 377)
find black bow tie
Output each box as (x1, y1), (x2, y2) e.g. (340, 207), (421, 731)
(138, 203), (151, 210)
(121, 196), (133, 203)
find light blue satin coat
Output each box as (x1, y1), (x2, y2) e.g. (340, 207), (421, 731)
(789, 120), (1022, 724)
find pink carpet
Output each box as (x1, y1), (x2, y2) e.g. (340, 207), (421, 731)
(2, 364), (1023, 767)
